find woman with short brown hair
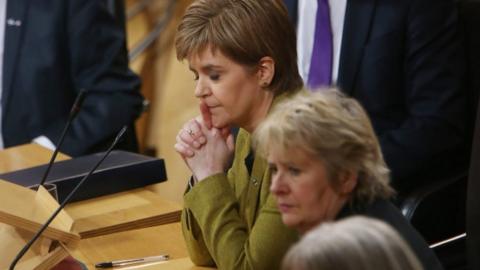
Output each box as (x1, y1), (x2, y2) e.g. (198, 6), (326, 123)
(174, 0), (302, 269)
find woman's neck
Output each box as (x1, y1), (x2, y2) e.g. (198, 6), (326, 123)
(298, 198), (349, 235)
(243, 91), (275, 133)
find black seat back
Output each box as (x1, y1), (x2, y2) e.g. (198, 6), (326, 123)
(460, 0), (480, 268)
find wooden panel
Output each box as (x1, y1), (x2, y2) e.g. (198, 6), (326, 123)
(146, 0), (198, 204)
(0, 230), (70, 270)
(126, 0), (156, 152)
(0, 180), (79, 243)
(65, 189), (181, 238)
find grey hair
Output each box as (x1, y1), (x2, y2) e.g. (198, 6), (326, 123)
(282, 216), (424, 270)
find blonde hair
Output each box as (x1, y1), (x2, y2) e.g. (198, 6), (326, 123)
(255, 88), (394, 205)
(282, 216), (424, 270)
(175, 0), (303, 94)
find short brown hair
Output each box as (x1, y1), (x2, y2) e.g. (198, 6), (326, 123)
(175, 0), (303, 94)
(255, 88), (394, 205)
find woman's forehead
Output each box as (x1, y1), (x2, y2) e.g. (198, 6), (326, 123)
(187, 47), (231, 67)
(268, 144), (313, 162)
(187, 44), (220, 61)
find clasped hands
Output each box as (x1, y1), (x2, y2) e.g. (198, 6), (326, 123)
(175, 103), (234, 182)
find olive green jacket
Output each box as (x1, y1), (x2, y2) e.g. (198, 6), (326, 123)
(182, 95), (299, 270)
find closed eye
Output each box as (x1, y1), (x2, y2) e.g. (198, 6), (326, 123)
(288, 166), (301, 176)
(268, 163), (278, 175)
(209, 73), (220, 81)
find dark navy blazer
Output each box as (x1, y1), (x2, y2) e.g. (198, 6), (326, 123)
(1, 0), (143, 156)
(284, 0), (467, 192)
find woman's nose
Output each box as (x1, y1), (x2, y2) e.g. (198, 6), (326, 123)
(194, 79), (209, 98)
(270, 173), (287, 195)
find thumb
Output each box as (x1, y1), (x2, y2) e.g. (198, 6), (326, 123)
(200, 102), (212, 129)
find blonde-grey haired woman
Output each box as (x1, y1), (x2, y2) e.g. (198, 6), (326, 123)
(282, 216), (423, 270)
(173, 0), (303, 269)
(254, 89), (443, 270)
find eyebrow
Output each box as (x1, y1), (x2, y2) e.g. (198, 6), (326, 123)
(189, 64), (224, 72)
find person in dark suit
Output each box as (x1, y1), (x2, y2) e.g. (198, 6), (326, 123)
(0, 0), (143, 156)
(284, 0), (467, 193)
(255, 89), (443, 270)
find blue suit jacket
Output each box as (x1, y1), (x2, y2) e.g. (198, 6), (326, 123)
(1, 0), (143, 156)
(285, 0), (467, 192)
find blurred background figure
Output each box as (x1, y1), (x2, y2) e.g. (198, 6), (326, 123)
(0, 0), (144, 156)
(282, 216), (423, 270)
(282, 216), (424, 270)
(283, 0), (467, 195)
(254, 89), (443, 269)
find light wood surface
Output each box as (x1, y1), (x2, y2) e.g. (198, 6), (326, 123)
(66, 188), (181, 238)
(0, 143), (182, 239)
(122, 257), (215, 270)
(124, 0), (197, 204)
(70, 223), (196, 269)
(0, 144), (69, 174)
(0, 225), (71, 270)
(126, 0), (155, 152)
(0, 181), (77, 270)
(0, 144), (205, 269)
(0, 180), (79, 243)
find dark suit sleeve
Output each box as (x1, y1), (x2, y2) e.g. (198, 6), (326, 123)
(380, 0), (466, 188)
(43, 0), (143, 156)
(282, 0), (298, 25)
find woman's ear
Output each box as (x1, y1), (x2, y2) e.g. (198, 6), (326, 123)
(257, 56), (275, 88)
(338, 170), (358, 195)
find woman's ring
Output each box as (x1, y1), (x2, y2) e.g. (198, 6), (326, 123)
(187, 129), (195, 136)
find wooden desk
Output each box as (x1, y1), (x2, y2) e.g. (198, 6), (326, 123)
(65, 189), (181, 239)
(71, 223), (191, 269)
(122, 258), (214, 270)
(66, 194), (214, 270)
(0, 144), (69, 173)
(0, 144), (211, 269)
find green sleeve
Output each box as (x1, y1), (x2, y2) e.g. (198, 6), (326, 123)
(181, 207), (215, 266)
(182, 173), (298, 270)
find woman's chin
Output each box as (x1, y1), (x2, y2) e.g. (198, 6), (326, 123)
(212, 118), (231, 129)
(281, 215), (300, 230)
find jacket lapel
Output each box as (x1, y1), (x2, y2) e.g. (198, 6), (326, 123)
(2, 0), (29, 109)
(337, 0), (376, 96)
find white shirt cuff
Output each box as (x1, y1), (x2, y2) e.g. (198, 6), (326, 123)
(33, 136), (56, 151)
